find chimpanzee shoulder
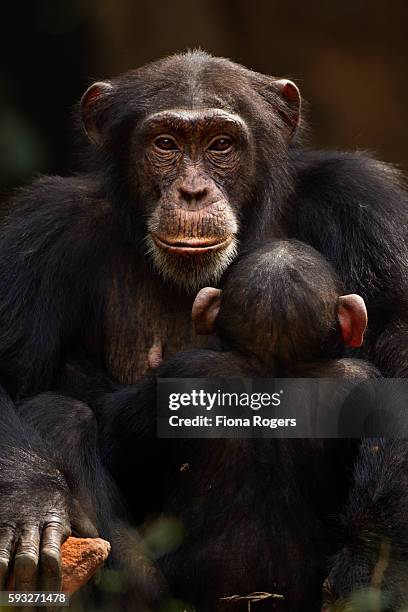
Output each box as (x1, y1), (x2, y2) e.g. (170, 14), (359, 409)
(289, 149), (408, 309)
(7, 174), (111, 229)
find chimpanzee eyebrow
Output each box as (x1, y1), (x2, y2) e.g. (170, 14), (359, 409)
(142, 109), (249, 134)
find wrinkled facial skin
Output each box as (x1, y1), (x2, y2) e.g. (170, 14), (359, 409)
(132, 109), (254, 292)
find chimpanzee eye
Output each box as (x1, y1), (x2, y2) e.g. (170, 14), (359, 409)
(208, 137), (232, 152)
(154, 137), (179, 151)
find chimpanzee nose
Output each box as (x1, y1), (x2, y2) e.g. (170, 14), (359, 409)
(180, 185), (208, 199)
(179, 185), (209, 206)
(178, 174), (210, 209)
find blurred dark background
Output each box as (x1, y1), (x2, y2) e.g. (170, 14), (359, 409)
(1, 0), (407, 195)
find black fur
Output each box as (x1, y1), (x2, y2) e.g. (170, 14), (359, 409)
(89, 359), (357, 611)
(0, 51), (406, 608)
(324, 437), (408, 610)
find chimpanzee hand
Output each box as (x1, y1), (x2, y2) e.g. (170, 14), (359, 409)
(0, 446), (97, 592)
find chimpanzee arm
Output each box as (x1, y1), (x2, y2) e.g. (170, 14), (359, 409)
(0, 386), (97, 591)
(95, 376), (157, 471)
(0, 176), (112, 397)
(17, 392), (168, 607)
(292, 151), (408, 374)
(0, 179), (113, 591)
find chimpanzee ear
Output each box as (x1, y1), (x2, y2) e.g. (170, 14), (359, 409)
(192, 287), (222, 335)
(337, 294), (368, 348)
(80, 81), (114, 146)
(274, 79), (301, 136)
(260, 78), (301, 138)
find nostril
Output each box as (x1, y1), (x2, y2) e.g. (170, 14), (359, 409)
(179, 187), (192, 202)
(179, 187), (208, 202)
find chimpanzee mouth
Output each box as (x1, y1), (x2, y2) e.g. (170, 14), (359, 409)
(151, 233), (234, 256)
(146, 232), (239, 292)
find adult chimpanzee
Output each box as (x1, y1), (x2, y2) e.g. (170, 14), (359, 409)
(0, 50), (407, 593)
(0, 51), (407, 395)
(18, 240), (381, 611)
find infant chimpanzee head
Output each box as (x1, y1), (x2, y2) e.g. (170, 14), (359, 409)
(192, 240), (367, 368)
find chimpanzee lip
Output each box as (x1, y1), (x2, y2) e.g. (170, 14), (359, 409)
(151, 233), (233, 256)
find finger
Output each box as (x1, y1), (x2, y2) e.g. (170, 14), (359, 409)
(40, 516), (67, 591)
(0, 524), (16, 588)
(71, 499), (98, 538)
(14, 525), (40, 591)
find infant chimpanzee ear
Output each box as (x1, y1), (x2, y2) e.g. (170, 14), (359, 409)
(192, 287), (222, 335)
(337, 294), (368, 348)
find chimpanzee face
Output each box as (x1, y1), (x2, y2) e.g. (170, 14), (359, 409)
(134, 108), (254, 291)
(80, 52), (301, 291)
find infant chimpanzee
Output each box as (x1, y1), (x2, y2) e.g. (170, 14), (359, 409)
(171, 239), (379, 379)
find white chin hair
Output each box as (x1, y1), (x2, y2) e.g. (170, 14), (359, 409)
(145, 236), (238, 293)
